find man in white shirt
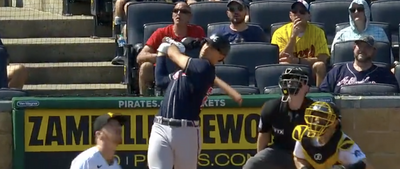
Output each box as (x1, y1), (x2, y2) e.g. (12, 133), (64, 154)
(292, 101), (374, 169)
(70, 112), (126, 169)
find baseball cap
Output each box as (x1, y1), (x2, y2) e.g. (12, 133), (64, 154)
(227, 0), (248, 7)
(93, 112), (126, 133)
(291, 0), (310, 12)
(355, 35), (375, 47)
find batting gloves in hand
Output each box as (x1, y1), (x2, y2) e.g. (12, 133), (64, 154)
(157, 42), (171, 54)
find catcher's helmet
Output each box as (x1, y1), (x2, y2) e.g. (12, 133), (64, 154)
(279, 67), (309, 98)
(204, 34), (231, 56)
(305, 101), (341, 137)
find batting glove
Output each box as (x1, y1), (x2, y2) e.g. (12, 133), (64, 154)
(157, 42), (171, 54)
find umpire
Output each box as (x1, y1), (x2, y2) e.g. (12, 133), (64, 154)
(243, 67), (315, 169)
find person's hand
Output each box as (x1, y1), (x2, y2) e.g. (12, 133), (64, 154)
(279, 53), (299, 64)
(291, 18), (303, 38)
(157, 42), (171, 55)
(232, 93), (243, 106)
(170, 42), (186, 53)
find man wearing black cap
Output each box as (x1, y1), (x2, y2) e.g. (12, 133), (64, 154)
(210, 0), (266, 43)
(319, 35), (398, 94)
(147, 34), (242, 169)
(70, 113), (126, 169)
(243, 67), (315, 169)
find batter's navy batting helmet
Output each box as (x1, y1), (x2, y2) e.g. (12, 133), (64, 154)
(204, 34), (231, 56)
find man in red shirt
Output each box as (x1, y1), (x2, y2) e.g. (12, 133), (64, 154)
(136, 2), (205, 96)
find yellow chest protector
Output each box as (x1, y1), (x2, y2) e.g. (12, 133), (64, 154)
(292, 125), (355, 169)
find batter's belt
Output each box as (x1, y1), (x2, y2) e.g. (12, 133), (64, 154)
(154, 116), (200, 127)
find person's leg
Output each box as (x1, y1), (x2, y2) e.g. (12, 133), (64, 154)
(172, 127), (201, 169)
(124, 1), (135, 17)
(7, 64), (27, 89)
(115, 0), (127, 20)
(312, 61), (326, 87)
(139, 62), (154, 96)
(147, 123), (174, 169)
(243, 147), (296, 169)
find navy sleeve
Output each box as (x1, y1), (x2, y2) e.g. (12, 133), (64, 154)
(254, 26), (267, 42)
(319, 67), (337, 93)
(185, 58), (214, 87)
(258, 99), (279, 133)
(381, 68), (399, 91)
(155, 56), (172, 89)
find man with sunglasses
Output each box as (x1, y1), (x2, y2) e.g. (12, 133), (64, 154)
(210, 0), (266, 43)
(136, 2), (205, 96)
(331, 0), (391, 63)
(271, 0), (329, 87)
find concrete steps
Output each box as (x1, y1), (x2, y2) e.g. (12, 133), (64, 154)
(0, 7), (111, 38)
(4, 38), (115, 63)
(20, 62), (123, 84)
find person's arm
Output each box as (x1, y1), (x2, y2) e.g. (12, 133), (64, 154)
(214, 76), (242, 105)
(339, 143), (373, 169)
(137, 29), (164, 63)
(271, 27), (296, 58)
(154, 50), (172, 89)
(382, 68), (399, 91)
(319, 67), (337, 93)
(293, 141), (312, 169)
(257, 102), (274, 152)
(301, 29), (329, 65)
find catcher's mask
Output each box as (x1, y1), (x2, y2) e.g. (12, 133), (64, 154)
(278, 67), (309, 102)
(305, 101), (339, 137)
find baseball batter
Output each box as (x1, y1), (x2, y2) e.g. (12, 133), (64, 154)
(70, 112), (126, 169)
(147, 34), (241, 169)
(293, 101), (374, 169)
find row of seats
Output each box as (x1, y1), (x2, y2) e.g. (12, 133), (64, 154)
(213, 63), (400, 95)
(126, 0), (400, 46)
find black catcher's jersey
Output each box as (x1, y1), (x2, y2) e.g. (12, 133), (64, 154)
(258, 98), (315, 152)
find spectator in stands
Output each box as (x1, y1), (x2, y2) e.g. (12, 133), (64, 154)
(319, 36), (398, 94)
(271, 0), (329, 86)
(136, 2), (205, 96)
(0, 39), (27, 89)
(331, 0), (392, 62)
(209, 0), (258, 43)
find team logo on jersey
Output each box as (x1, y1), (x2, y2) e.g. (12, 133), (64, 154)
(336, 76), (376, 87)
(313, 153), (323, 161)
(273, 127), (284, 135)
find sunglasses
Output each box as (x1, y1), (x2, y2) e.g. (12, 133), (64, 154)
(173, 8), (191, 14)
(228, 6), (244, 12)
(291, 9), (307, 15)
(349, 7), (364, 13)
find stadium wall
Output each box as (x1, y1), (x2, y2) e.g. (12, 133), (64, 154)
(0, 94), (398, 169)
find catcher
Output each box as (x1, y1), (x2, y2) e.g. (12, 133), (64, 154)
(292, 101), (374, 169)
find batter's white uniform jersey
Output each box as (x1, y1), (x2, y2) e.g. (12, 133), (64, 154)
(70, 147), (121, 169)
(294, 133), (366, 165)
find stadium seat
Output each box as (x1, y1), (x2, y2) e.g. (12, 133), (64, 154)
(339, 83), (399, 95)
(371, 0), (400, 46)
(249, 1), (292, 41)
(211, 86), (260, 95)
(394, 64), (400, 85)
(223, 43), (279, 77)
(316, 0), (371, 7)
(310, 1), (351, 44)
(270, 22), (325, 39)
(143, 22), (172, 44)
(254, 64), (314, 93)
(331, 40), (391, 66)
(335, 22), (391, 44)
(189, 2), (229, 32)
(216, 64), (250, 86)
(263, 86), (320, 94)
(0, 88), (28, 100)
(126, 2), (174, 46)
(207, 22), (264, 37)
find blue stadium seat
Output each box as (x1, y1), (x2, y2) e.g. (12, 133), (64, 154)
(207, 22), (264, 37)
(270, 22), (325, 39)
(211, 86), (260, 95)
(189, 2), (229, 32)
(339, 83), (398, 95)
(126, 2), (174, 46)
(263, 86), (320, 94)
(223, 43), (279, 77)
(249, 1), (292, 41)
(316, 0), (371, 7)
(216, 64), (249, 86)
(331, 40), (391, 66)
(394, 64), (400, 85)
(335, 22), (391, 45)
(254, 64), (314, 93)
(143, 22), (172, 44)
(371, 0), (400, 46)
(310, 1), (351, 44)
